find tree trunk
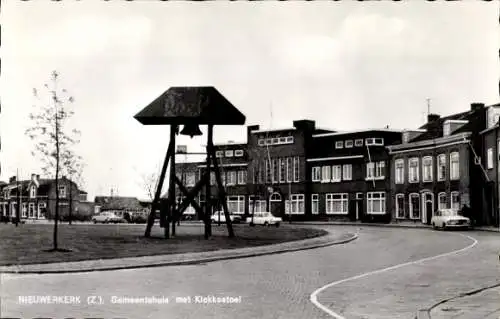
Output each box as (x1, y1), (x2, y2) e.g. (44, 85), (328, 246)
(53, 98), (60, 251)
(69, 180), (72, 225)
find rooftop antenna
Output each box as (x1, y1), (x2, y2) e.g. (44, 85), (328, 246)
(426, 98), (431, 116)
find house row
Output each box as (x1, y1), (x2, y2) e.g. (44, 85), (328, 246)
(172, 102), (500, 227)
(0, 174), (93, 221)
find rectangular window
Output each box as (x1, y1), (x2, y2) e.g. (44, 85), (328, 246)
(249, 196), (266, 214)
(280, 158), (286, 183)
(335, 141), (344, 149)
(422, 157), (433, 182)
(396, 194), (405, 219)
(438, 193), (447, 210)
(265, 138), (272, 145)
(28, 203), (35, 218)
(326, 193), (348, 214)
(237, 170), (247, 185)
(331, 165), (342, 182)
(227, 171), (237, 185)
(312, 167), (321, 182)
(279, 137), (287, 144)
(58, 186), (67, 198)
(312, 194), (319, 214)
(367, 192), (386, 214)
(30, 186), (36, 198)
(355, 139), (363, 147)
(38, 202), (46, 219)
(272, 138), (279, 145)
(443, 122), (451, 136)
(321, 166), (331, 182)
(293, 157), (300, 182)
(186, 172), (196, 187)
(22, 203), (27, 218)
(290, 194), (305, 214)
(228, 196), (245, 214)
(366, 162), (375, 179)
(438, 154), (446, 181)
(345, 140), (353, 148)
(272, 158), (279, 183)
(287, 157), (292, 182)
(225, 150), (234, 157)
(216, 151), (224, 157)
(395, 159), (404, 184)
(365, 138), (384, 146)
(210, 171), (216, 185)
(409, 158), (419, 183)
(376, 161), (385, 178)
(342, 164), (352, 181)
(450, 152), (460, 180)
(265, 160), (272, 184)
(258, 139), (265, 146)
(286, 136), (294, 144)
(451, 192), (460, 210)
(235, 150), (244, 157)
(409, 194), (420, 219)
(487, 148), (493, 169)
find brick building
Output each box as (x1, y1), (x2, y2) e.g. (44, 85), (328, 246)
(309, 129), (402, 222)
(0, 174), (86, 221)
(387, 103), (498, 226)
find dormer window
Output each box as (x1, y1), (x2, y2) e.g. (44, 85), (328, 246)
(285, 136), (294, 143)
(335, 141), (344, 149)
(30, 186), (37, 198)
(443, 122), (451, 136)
(354, 139), (363, 147)
(402, 132), (410, 143)
(215, 151), (223, 158)
(225, 150), (234, 157)
(58, 186), (67, 198)
(366, 138), (384, 146)
(345, 140), (353, 148)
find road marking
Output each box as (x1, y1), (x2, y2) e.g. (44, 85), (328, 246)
(310, 233), (478, 319)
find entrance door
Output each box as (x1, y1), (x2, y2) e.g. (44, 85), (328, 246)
(421, 193), (434, 225)
(269, 192), (282, 217)
(355, 193), (364, 221)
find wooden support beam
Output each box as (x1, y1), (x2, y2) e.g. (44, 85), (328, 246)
(209, 138), (235, 238)
(144, 137), (174, 238)
(167, 125), (178, 239)
(176, 173), (207, 214)
(174, 176), (204, 221)
(205, 125), (213, 239)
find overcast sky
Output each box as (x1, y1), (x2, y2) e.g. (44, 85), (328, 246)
(1, 2), (498, 201)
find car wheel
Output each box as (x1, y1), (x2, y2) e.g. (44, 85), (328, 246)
(441, 222), (446, 230)
(264, 222), (269, 227)
(275, 222), (280, 228)
(249, 222), (255, 227)
(93, 220), (97, 224)
(432, 222), (436, 229)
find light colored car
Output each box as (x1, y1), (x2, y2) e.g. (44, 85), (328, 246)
(246, 212), (282, 227)
(92, 212), (126, 224)
(211, 211), (242, 224)
(431, 209), (471, 230)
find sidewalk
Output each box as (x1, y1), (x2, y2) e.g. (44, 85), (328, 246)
(0, 230), (358, 274)
(428, 285), (500, 319)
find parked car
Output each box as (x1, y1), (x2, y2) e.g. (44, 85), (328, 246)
(92, 212), (126, 224)
(246, 212), (282, 227)
(431, 209), (471, 230)
(211, 211), (242, 224)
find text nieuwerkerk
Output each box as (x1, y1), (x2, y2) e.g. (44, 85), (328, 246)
(18, 295), (243, 305)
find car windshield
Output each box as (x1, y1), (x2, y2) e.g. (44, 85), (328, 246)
(440, 209), (460, 216)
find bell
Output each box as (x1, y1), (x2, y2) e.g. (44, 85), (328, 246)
(180, 124), (202, 138)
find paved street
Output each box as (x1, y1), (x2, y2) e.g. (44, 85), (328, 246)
(1, 226), (499, 319)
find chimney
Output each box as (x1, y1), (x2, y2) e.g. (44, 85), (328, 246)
(36, 175), (40, 180)
(9, 176), (16, 183)
(31, 174), (36, 181)
(293, 119), (316, 131)
(471, 103), (485, 112)
(427, 113), (440, 123)
(247, 125), (259, 135)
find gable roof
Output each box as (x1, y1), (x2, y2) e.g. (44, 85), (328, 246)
(94, 196), (144, 211)
(411, 110), (472, 142)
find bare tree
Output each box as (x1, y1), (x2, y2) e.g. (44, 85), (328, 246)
(25, 71), (79, 252)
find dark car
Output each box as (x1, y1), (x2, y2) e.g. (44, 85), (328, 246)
(130, 212), (148, 224)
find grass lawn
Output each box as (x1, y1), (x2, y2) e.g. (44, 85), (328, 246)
(0, 223), (327, 266)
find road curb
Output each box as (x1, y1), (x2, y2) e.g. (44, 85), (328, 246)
(0, 231), (358, 275)
(416, 282), (500, 319)
(292, 222), (500, 232)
